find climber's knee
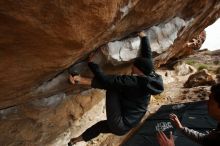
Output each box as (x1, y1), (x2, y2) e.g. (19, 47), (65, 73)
(112, 129), (128, 136)
(109, 124), (130, 136)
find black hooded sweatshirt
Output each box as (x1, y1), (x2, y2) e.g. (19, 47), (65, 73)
(88, 36), (164, 127)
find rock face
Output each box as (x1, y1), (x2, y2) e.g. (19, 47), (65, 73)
(0, 0), (220, 146)
(0, 89), (106, 146)
(0, 0), (219, 109)
(102, 17), (187, 65)
(184, 69), (216, 88)
(174, 62), (196, 76)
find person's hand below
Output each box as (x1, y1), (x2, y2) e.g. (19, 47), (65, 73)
(157, 131), (175, 146)
(138, 31), (146, 37)
(169, 113), (183, 130)
(69, 75), (81, 85)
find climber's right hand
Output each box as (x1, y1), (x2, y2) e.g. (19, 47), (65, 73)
(138, 31), (146, 37)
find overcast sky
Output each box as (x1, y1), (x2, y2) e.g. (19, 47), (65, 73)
(200, 18), (220, 51)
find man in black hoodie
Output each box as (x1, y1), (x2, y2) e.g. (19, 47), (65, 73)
(68, 31), (164, 146)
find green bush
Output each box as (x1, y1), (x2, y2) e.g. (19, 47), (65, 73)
(198, 64), (208, 71)
(185, 60), (196, 65)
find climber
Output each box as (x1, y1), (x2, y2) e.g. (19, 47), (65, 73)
(68, 31), (164, 146)
(157, 83), (220, 146)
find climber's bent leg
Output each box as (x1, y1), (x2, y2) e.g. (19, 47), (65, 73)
(81, 90), (130, 142)
(81, 120), (110, 141)
(106, 90), (130, 135)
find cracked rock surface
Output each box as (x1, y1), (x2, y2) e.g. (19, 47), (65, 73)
(0, 0), (220, 145)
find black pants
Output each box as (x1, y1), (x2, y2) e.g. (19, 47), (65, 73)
(82, 90), (130, 141)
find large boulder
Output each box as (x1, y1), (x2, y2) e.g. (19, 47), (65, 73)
(174, 62), (196, 76)
(0, 0), (219, 109)
(0, 0), (220, 146)
(184, 69), (216, 88)
(0, 89), (106, 146)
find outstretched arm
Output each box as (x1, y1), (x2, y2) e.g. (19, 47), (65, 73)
(138, 31), (152, 59)
(88, 62), (140, 91)
(169, 113), (207, 144)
